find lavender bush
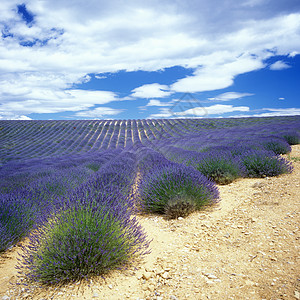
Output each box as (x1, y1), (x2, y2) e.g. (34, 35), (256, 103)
(281, 131), (300, 145)
(19, 187), (150, 285)
(135, 145), (171, 176)
(138, 163), (219, 218)
(259, 137), (292, 155)
(188, 151), (245, 185)
(0, 190), (39, 252)
(91, 150), (137, 196)
(241, 149), (293, 177)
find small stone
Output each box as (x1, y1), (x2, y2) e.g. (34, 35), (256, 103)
(205, 280), (216, 284)
(163, 266), (171, 272)
(108, 284), (113, 289)
(143, 272), (152, 280)
(92, 292), (100, 298)
(270, 257), (277, 261)
(169, 296), (178, 300)
(2, 296), (10, 300)
(252, 182), (265, 188)
(294, 290), (300, 300)
(205, 274), (218, 279)
(245, 280), (255, 286)
(156, 269), (163, 275)
(161, 272), (169, 279)
(178, 217), (183, 220)
(144, 263), (153, 272)
(147, 285), (155, 292)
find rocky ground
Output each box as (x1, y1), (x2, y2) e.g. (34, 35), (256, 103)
(0, 145), (299, 300)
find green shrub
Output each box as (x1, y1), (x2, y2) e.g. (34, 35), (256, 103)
(192, 152), (245, 185)
(282, 133), (300, 145)
(139, 163), (219, 218)
(19, 189), (150, 285)
(242, 150), (293, 178)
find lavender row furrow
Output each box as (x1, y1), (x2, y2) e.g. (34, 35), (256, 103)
(100, 120), (115, 149)
(116, 120), (126, 148)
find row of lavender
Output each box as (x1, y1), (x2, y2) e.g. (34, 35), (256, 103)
(0, 116), (299, 286)
(1, 116), (299, 164)
(2, 147), (146, 284)
(151, 123), (298, 184)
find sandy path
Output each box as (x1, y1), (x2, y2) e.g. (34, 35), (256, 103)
(1, 146), (299, 300)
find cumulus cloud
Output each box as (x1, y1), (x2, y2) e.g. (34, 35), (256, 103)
(75, 107), (124, 118)
(176, 104), (250, 116)
(208, 92), (254, 101)
(0, 112), (32, 120)
(289, 51), (298, 57)
(148, 108), (172, 119)
(171, 55), (264, 93)
(131, 84), (172, 98)
(228, 107), (300, 118)
(1, 1), (300, 118)
(0, 81), (119, 117)
(269, 60), (291, 70)
(260, 107), (300, 116)
(146, 99), (171, 106)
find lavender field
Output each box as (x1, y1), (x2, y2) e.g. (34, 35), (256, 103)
(0, 116), (299, 286)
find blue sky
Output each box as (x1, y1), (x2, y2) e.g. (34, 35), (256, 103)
(1, 0), (300, 120)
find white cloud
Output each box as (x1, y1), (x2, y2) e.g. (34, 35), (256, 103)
(278, 97), (285, 100)
(289, 51), (298, 57)
(0, 81), (118, 117)
(208, 92), (254, 101)
(228, 107), (300, 118)
(171, 55), (264, 93)
(146, 99), (171, 106)
(176, 104), (250, 116)
(131, 84), (172, 98)
(0, 1), (300, 118)
(75, 107), (124, 118)
(260, 107), (300, 116)
(0, 112), (32, 120)
(269, 60), (291, 70)
(148, 108), (172, 119)
(95, 75), (107, 79)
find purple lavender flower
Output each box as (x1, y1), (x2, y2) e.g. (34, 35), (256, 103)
(0, 190), (39, 252)
(257, 137), (292, 154)
(189, 150), (246, 185)
(18, 186), (150, 285)
(138, 163), (219, 217)
(241, 149), (293, 177)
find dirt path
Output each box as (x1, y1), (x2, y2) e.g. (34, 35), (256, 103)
(1, 146), (299, 300)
